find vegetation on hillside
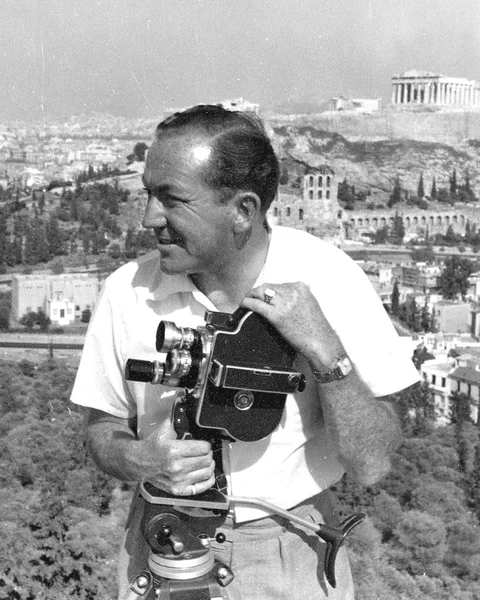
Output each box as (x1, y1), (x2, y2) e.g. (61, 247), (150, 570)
(2, 356), (480, 599)
(0, 181), (156, 274)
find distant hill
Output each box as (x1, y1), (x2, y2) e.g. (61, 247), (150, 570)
(271, 124), (480, 202)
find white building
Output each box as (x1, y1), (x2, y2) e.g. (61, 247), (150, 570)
(391, 70), (480, 107)
(12, 273), (101, 326)
(328, 97), (381, 112)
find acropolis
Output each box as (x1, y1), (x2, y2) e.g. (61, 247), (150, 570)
(391, 70), (480, 107)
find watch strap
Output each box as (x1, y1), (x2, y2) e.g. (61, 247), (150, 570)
(312, 353), (352, 384)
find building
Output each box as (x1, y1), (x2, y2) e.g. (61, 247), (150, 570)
(421, 359), (454, 424)
(269, 168), (343, 242)
(433, 300), (471, 334)
(398, 263), (441, 294)
(12, 273), (101, 326)
(217, 98), (259, 114)
(391, 70), (480, 107)
(328, 97), (381, 112)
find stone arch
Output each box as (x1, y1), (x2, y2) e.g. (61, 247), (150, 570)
(421, 216), (426, 225)
(286, 207), (291, 217)
(308, 190), (314, 199)
(429, 216), (434, 226)
(413, 216), (418, 225)
(309, 175), (314, 186)
(318, 175), (323, 187)
(445, 216), (450, 226)
(436, 216), (442, 226)
(317, 190), (323, 199)
(453, 215), (458, 224)
(460, 215), (465, 226)
(358, 218), (363, 227)
(373, 218), (378, 227)
(380, 218), (386, 227)
(365, 218), (370, 226)
(299, 208), (304, 220)
(326, 176), (331, 187)
(405, 216), (411, 228)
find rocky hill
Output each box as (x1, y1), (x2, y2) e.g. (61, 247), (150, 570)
(271, 124), (480, 203)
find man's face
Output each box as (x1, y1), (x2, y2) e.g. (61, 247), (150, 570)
(142, 134), (237, 278)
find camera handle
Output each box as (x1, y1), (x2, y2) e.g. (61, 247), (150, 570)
(140, 483), (365, 590)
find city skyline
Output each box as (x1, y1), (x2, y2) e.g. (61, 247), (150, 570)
(1, 0), (480, 122)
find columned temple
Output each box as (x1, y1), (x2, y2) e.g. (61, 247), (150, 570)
(391, 70), (480, 107)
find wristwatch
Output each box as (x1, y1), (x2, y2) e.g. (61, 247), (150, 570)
(312, 353), (353, 384)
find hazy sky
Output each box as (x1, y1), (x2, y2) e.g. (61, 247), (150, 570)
(1, 0), (480, 121)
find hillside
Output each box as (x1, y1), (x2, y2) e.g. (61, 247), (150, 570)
(272, 125), (480, 203)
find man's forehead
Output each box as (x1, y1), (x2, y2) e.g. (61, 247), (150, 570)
(149, 134), (213, 165)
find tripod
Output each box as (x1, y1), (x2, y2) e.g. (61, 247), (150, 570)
(125, 484), (365, 599)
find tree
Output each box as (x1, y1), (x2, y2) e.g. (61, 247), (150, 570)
(390, 510), (446, 576)
(388, 177), (402, 208)
(127, 142), (149, 163)
(24, 220), (49, 265)
(390, 212), (405, 245)
(391, 282), (400, 316)
(411, 246), (435, 263)
(450, 168), (458, 196)
(430, 175), (437, 200)
(81, 308), (92, 323)
(417, 172), (425, 199)
(46, 214), (65, 257)
(438, 256), (474, 299)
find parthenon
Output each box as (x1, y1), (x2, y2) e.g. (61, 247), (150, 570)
(391, 70), (480, 107)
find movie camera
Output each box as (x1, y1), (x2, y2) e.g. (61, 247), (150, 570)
(125, 308), (364, 599)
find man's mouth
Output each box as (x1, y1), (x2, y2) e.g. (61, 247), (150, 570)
(157, 237), (182, 245)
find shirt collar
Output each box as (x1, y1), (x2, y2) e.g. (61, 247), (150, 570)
(149, 267), (217, 311)
(147, 225), (278, 308)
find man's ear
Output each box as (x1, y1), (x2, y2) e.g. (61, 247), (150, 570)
(232, 192), (262, 233)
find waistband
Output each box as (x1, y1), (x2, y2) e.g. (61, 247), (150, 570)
(217, 489), (337, 541)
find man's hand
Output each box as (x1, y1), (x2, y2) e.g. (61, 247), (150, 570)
(86, 409), (215, 496)
(241, 281), (345, 370)
(134, 434), (215, 496)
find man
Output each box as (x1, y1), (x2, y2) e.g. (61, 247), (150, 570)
(71, 105), (419, 600)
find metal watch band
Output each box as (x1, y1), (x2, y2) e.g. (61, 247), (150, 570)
(312, 353), (351, 384)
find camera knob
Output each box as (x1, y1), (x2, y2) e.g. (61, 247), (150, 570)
(159, 524), (185, 554)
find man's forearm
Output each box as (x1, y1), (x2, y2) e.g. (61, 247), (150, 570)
(86, 415), (145, 482)
(316, 370), (402, 485)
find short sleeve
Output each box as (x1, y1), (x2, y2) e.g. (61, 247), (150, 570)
(70, 281), (136, 418)
(309, 247), (420, 397)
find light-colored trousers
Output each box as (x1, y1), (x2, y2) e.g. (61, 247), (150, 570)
(118, 489), (354, 600)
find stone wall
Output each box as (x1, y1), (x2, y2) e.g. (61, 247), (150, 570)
(271, 110), (480, 145)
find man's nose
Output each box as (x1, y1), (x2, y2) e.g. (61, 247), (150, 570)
(142, 198), (167, 229)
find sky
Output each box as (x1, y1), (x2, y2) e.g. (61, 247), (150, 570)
(1, 0), (480, 122)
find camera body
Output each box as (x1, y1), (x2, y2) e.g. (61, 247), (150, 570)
(126, 307), (305, 442)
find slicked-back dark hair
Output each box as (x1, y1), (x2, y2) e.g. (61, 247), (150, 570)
(154, 105), (279, 211)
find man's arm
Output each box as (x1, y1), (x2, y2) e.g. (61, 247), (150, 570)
(85, 408), (216, 496)
(241, 281), (403, 486)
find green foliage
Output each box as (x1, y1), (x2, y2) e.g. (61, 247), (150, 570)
(411, 245), (435, 263)
(81, 308), (92, 323)
(19, 310), (51, 331)
(388, 176), (403, 208)
(438, 255), (475, 299)
(335, 382), (480, 599)
(390, 212), (405, 245)
(417, 172), (425, 199)
(0, 358), (120, 599)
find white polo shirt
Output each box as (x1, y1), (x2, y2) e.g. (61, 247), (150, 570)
(71, 226), (419, 521)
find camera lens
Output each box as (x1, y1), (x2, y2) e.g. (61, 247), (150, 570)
(156, 321), (200, 352)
